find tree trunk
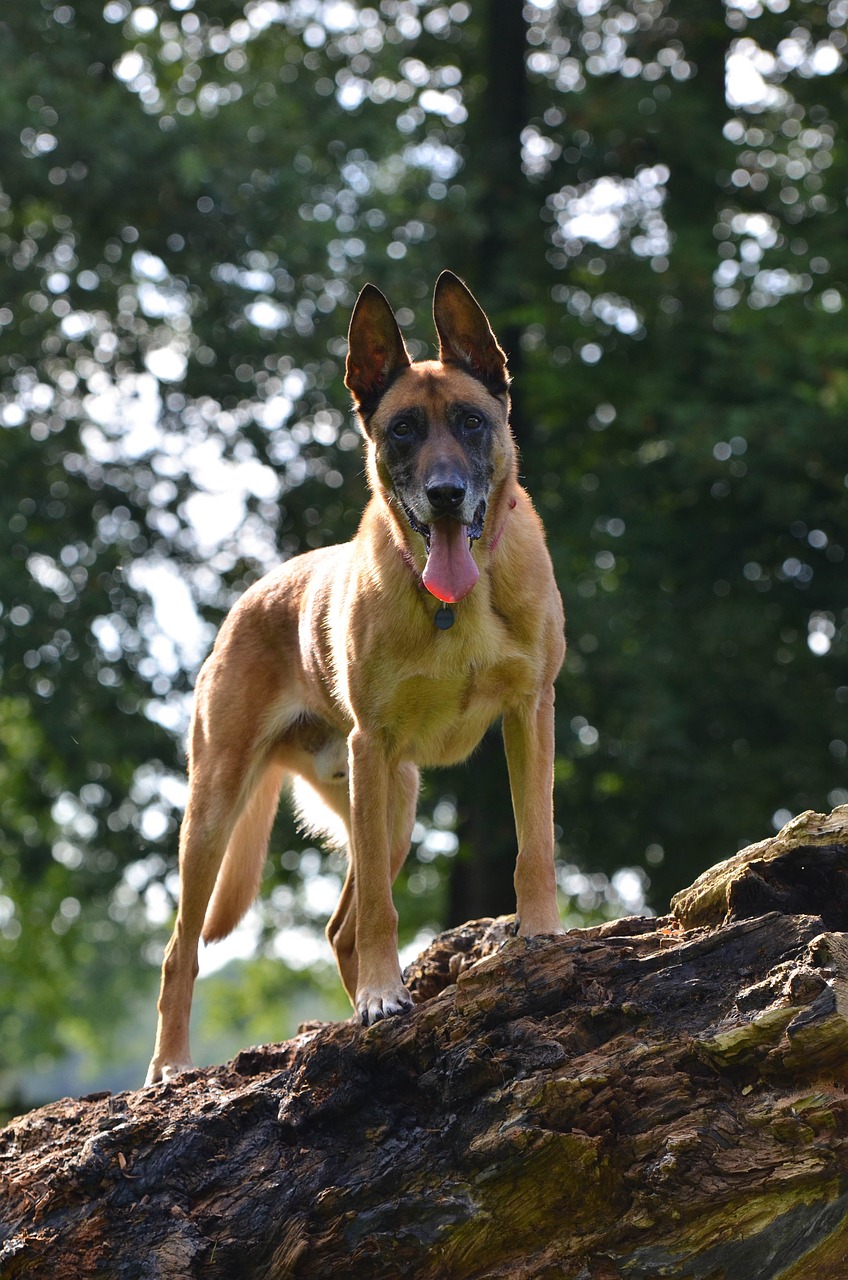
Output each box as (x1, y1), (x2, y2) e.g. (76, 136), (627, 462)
(3, 806), (848, 1279)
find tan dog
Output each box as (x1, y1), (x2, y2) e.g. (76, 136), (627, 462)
(146, 272), (565, 1083)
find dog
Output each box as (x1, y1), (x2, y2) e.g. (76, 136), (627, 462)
(146, 271), (565, 1083)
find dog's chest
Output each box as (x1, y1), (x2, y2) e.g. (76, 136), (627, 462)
(377, 640), (537, 766)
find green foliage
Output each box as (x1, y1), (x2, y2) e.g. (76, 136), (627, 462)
(0, 0), (846, 1091)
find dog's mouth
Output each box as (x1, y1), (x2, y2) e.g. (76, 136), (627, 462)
(402, 500), (486, 604)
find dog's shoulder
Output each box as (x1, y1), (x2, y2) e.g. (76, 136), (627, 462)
(207, 542), (355, 662)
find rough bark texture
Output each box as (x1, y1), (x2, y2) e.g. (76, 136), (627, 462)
(3, 807), (848, 1280)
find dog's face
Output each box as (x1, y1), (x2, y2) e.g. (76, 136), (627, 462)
(345, 272), (514, 602)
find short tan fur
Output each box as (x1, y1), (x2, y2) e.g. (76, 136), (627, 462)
(146, 272), (565, 1084)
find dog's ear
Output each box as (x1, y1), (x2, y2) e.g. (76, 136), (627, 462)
(346, 284), (411, 423)
(433, 271), (509, 396)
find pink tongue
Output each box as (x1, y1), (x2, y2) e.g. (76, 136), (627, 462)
(421, 518), (479, 603)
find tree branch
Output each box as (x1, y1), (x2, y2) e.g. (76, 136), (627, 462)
(3, 807), (848, 1278)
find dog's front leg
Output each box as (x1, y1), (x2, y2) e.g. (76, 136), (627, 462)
(348, 727), (414, 1024)
(503, 687), (564, 937)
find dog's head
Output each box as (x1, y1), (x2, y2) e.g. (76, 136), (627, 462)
(345, 272), (514, 603)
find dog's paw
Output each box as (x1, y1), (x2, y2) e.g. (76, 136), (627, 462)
(144, 1056), (193, 1086)
(516, 910), (565, 938)
(356, 982), (414, 1027)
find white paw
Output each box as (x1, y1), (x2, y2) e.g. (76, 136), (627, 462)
(145, 1057), (193, 1086)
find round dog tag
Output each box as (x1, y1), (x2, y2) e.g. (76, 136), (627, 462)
(434, 604), (455, 630)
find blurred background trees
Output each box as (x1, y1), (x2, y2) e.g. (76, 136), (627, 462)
(1, 0), (846, 1105)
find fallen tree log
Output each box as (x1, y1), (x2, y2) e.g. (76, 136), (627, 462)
(3, 806), (848, 1279)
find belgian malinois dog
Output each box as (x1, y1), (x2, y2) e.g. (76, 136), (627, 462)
(146, 271), (565, 1083)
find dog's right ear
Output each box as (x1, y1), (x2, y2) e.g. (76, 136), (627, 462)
(345, 284), (411, 424)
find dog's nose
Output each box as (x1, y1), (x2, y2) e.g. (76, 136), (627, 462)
(425, 475), (466, 513)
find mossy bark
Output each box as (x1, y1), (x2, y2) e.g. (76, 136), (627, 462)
(3, 807), (848, 1279)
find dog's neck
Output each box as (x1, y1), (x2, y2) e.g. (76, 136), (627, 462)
(489, 496), (517, 552)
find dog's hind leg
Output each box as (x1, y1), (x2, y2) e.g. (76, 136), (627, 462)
(146, 782), (234, 1082)
(326, 857), (356, 1001)
(288, 769), (356, 999)
(146, 735), (277, 1084)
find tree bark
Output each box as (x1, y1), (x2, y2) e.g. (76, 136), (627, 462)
(3, 806), (848, 1279)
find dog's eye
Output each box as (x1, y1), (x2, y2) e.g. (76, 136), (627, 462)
(390, 419), (413, 440)
(464, 414), (483, 431)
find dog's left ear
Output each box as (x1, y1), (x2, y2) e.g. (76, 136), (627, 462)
(346, 283), (411, 423)
(433, 271), (510, 397)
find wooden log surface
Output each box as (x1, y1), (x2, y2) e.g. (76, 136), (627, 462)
(671, 805), (848, 931)
(3, 806), (848, 1279)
